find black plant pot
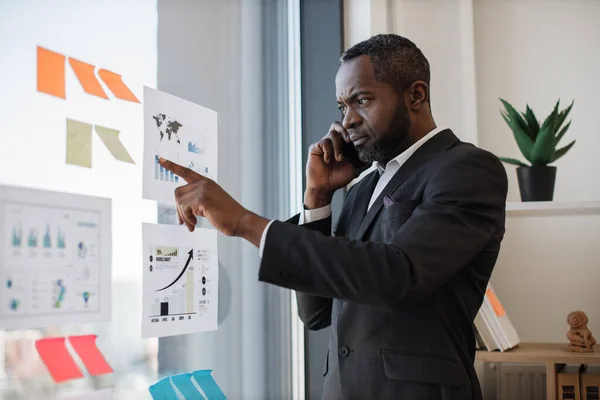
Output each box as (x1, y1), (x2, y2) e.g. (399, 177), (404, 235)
(516, 166), (557, 201)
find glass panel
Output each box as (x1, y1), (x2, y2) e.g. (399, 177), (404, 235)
(0, 1), (298, 399)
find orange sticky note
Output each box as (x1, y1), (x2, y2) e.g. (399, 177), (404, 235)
(35, 337), (84, 383)
(486, 288), (506, 317)
(68, 334), (113, 376)
(68, 58), (109, 99)
(98, 69), (140, 103)
(37, 46), (66, 99)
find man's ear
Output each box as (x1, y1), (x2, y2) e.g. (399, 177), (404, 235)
(406, 81), (429, 111)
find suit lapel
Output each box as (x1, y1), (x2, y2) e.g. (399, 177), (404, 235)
(354, 171), (380, 222)
(355, 129), (460, 240)
(346, 171), (380, 239)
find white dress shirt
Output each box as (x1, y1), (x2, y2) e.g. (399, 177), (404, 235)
(258, 126), (447, 257)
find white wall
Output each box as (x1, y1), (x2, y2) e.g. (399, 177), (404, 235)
(390, 0), (478, 145)
(343, 0), (377, 49)
(492, 214), (600, 343)
(474, 0), (600, 343)
(474, 0), (600, 203)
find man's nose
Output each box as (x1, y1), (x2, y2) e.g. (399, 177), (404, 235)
(342, 108), (361, 130)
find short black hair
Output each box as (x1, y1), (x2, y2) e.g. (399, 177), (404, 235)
(340, 34), (430, 94)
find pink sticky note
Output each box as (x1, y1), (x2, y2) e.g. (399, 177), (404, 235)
(68, 334), (113, 376)
(35, 337), (84, 383)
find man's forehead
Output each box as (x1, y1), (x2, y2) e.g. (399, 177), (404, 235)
(335, 56), (376, 97)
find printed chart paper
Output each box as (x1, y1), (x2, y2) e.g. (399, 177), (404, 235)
(142, 87), (218, 204)
(142, 223), (218, 338)
(0, 185), (112, 330)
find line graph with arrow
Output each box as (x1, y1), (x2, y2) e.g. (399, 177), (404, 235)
(156, 249), (193, 292)
(147, 245), (198, 319)
(142, 223), (218, 338)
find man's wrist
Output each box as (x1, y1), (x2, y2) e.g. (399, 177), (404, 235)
(304, 188), (333, 209)
(236, 211), (270, 248)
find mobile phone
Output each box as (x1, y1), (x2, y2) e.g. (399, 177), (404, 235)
(341, 140), (367, 169)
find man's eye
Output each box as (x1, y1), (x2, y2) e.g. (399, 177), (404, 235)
(357, 98), (369, 105)
(337, 105), (347, 113)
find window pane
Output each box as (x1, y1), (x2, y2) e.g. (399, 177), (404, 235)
(0, 1), (297, 399)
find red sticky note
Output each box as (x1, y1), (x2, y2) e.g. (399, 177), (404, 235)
(35, 337), (84, 383)
(68, 334), (113, 376)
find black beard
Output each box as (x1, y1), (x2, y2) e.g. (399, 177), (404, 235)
(358, 102), (411, 164)
(357, 141), (386, 164)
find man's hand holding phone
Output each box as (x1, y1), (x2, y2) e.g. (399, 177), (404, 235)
(305, 122), (367, 209)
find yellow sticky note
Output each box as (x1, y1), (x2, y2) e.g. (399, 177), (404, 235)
(94, 125), (135, 164)
(66, 119), (93, 168)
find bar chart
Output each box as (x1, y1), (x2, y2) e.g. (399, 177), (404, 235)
(12, 225), (22, 247)
(154, 155), (179, 183)
(150, 270), (195, 317)
(13, 224), (66, 251)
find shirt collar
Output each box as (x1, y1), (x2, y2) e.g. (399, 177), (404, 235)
(374, 126), (446, 174)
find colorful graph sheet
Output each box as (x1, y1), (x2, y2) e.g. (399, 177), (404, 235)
(142, 223), (218, 338)
(0, 185), (111, 329)
(142, 87), (218, 204)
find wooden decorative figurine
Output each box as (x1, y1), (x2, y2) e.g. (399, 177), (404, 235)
(566, 311), (596, 352)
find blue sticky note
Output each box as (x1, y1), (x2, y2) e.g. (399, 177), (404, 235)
(192, 370), (226, 400)
(171, 373), (206, 399)
(149, 376), (179, 400)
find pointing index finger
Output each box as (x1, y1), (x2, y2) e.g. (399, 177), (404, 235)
(158, 157), (201, 183)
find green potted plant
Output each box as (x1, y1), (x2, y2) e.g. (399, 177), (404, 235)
(499, 98), (576, 201)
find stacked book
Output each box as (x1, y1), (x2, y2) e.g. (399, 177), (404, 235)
(474, 284), (520, 352)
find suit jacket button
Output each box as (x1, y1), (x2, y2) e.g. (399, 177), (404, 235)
(339, 346), (349, 357)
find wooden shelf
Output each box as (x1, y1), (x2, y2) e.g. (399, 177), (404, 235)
(506, 201), (600, 217)
(476, 342), (600, 364)
(477, 343), (600, 400)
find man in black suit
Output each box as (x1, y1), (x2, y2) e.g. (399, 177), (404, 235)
(160, 34), (508, 400)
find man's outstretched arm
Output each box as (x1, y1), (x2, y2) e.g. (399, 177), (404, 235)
(259, 206), (334, 330)
(286, 215), (333, 331)
(255, 150), (508, 311)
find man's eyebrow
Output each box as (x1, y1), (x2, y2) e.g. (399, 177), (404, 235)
(337, 90), (375, 103)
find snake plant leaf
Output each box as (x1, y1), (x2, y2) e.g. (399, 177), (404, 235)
(499, 98), (575, 166)
(522, 105), (540, 139)
(499, 157), (528, 167)
(555, 120), (572, 145)
(530, 107), (558, 165)
(500, 98), (534, 139)
(501, 110), (534, 162)
(555, 99), (574, 133)
(551, 140), (576, 162)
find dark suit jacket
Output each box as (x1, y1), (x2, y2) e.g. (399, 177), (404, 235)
(258, 129), (508, 400)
